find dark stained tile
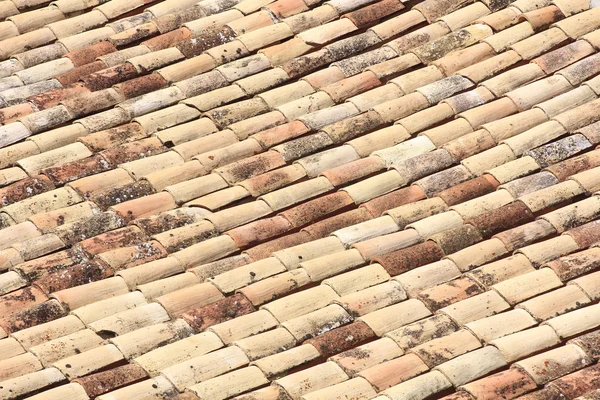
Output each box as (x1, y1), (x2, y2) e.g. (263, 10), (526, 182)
(304, 321), (375, 357)
(279, 192), (355, 228)
(41, 155), (113, 186)
(302, 208), (372, 238)
(74, 363), (149, 398)
(81, 63), (139, 91)
(0, 299), (66, 334)
(0, 176), (55, 207)
(373, 241), (444, 276)
(467, 201), (535, 238)
(244, 231), (313, 261)
(117, 73), (168, 99)
(55, 61), (107, 86)
(33, 260), (113, 294)
(182, 293), (255, 332)
(77, 225), (146, 257)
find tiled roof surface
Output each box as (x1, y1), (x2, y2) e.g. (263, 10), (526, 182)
(1, 0), (600, 398)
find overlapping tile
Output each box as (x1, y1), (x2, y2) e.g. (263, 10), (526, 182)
(1, 0), (600, 399)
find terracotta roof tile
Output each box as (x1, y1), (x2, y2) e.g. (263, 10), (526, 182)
(64, 41), (117, 67)
(73, 363), (148, 398)
(2, 0), (600, 397)
(373, 241), (445, 276)
(182, 292), (255, 332)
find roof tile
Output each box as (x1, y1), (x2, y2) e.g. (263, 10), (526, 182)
(182, 292), (255, 332)
(463, 367), (537, 399)
(374, 241), (444, 276)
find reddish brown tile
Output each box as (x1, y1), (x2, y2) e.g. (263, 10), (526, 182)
(33, 260), (112, 294)
(89, 181), (156, 211)
(545, 150), (600, 181)
(466, 201), (535, 238)
(251, 121), (310, 149)
(279, 191), (355, 228)
(373, 241), (444, 276)
(28, 84), (91, 110)
(142, 27), (193, 52)
(60, 88), (124, 118)
(545, 248), (600, 281)
(64, 41), (117, 67)
(266, 0), (308, 19)
(153, 6), (204, 32)
(182, 293), (255, 332)
(463, 367), (537, 400)
(176, 27), (236, 58)
(342, 0), (405, 27)
(41, 154), (113, 186)
(549, 363), (600, 398)
(78, 226), (146, 257)
(322, 71), (381, 103)
(13, 250), (81, 282)
(358, 353), (429, 391)
(117, 73), (168, 99)
(304, 321), (375, 357)
(0, 286), (47, 318)
(100, 138), (165, 166)
(493, 220), (555, 252)
(533, 41), (594, 74)
(55, 61), (107, 86)
(244, 231), (313, 261)
(0, 299), (66, 333)
(516, 386), (569, 400)
(0, 176), (55, 207)
(240, 165), (306, 197)
(361, 186), (427, 217)
(321, 156), (386, 187)
(521, 5), (564, 30)
(437, 175), (500, 206)
(564, 220), (600, 249)
(302, 208), (372, 238)
(226, 216), (292, 248)
(81, 63), (139, 91)
(74, 363), (149, 398)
